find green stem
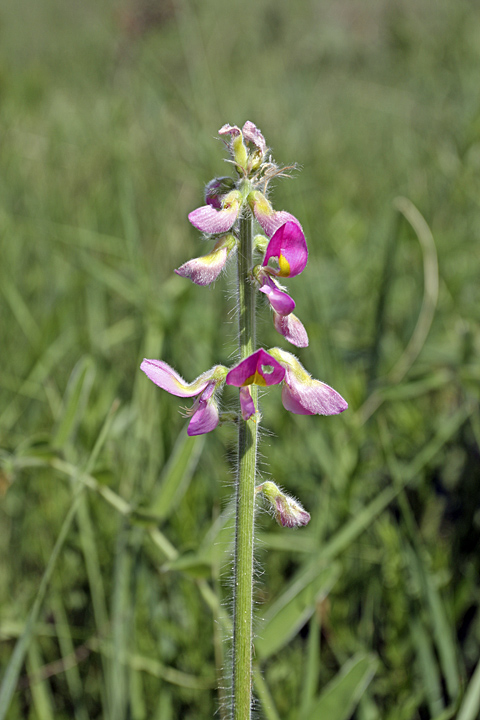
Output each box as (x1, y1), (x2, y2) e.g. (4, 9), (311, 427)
(232, 209), (257, 720)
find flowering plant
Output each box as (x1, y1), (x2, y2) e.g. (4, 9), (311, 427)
(140, 121), (347, 719)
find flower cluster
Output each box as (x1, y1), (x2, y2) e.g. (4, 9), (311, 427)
(141, 347), (346, 435)
(178, 121), (310, 348)
(140, 121), (348, 528)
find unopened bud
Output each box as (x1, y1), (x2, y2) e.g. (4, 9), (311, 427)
(256, 481), (311, 528)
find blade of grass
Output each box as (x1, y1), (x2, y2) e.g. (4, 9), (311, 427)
(255, 563), (340, 661)
(26, 640), (56, 720)
(457, 658), (480, 720)
(0, 494), (81, 720)
(148, 425), (205, 520)
(410, 616), (444, 717)
(303, 653), (378, 720)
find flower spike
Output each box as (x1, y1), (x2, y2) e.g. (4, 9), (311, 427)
(140, 359), (228, 436)
(269, 348), (347, 416)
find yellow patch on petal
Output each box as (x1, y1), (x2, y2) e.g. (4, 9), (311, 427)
(242, 371), (268, 387)
(277, 253), (291, 277)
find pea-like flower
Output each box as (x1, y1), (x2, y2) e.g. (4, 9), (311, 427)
(254, 267), (296, 316)
(175, 234), (238, 286)
(188, 190), (243, 234)
(253, 266), (309, 348)
(226, 348), (347, 417)
(225, 348), (286, 421)
(140, 359), (228, 436)
(248, 190), (304, 240)
(269, 347), (348, 415)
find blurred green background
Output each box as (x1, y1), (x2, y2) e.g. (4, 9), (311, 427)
(1, 0), (480, 718)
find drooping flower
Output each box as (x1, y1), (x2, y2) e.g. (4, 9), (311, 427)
(188, 190), (242, 234)
(248, 190), (303, 238)
(254, 266), (296, 316)
(175, 234), (237, 286)
(225, 348), (286, 421)
(256, 481), (311, 528)
(140, 359), (228, 436)
(272, 311), (309, 348)
(269, 347), (347, 415)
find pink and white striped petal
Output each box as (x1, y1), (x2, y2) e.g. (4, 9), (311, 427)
(188, 191), (242, 234)
(248, 190), (303, 238)
(273, 311), (309, 348)
(140, 359), (210, 398)
(269, 348), (348, 416)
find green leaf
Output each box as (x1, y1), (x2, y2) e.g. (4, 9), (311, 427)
(148, 427), (205, 520)
(52, 355), (95, 449)
(457, 658), (480, 720)
(303, 653), (378, 720)
(255, 563), (340, 661)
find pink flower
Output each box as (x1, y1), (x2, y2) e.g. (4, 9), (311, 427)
(188, 190), (242, 234)
(248, 190), (304, 238)
(226, 348), (346, 418)
(269, 348), (348, 416)
(225, 349), (286, 421)
(175, 234), (237, 286)
(253, 266), (309, 347)
(140, 359), (228, 436)
(255, 268), (296, 316)
(225, 348), (286, 388)
(262, 222), (308, 278)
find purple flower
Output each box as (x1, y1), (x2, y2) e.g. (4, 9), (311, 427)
(188, 190), (242, 234)
(226, 348), (286, 388)
(269, 348), (348, 416)
(226, 349), (286, 421)
(253, 266), (309, 347)
(262, 221), (308, 278)
(226, 348), (346, 417)
(255, 267), (295, 316)
(175, 234), (237, 286)
(248, 190), (304, 239)
(140, 359), (228, 436)
(272, 311), (309, 348)
(256, 481), (311, 528)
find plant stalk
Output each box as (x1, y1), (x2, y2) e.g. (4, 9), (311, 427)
(232, 209), (257, 720)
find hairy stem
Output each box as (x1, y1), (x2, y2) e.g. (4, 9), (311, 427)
(232, 209), (257, 720)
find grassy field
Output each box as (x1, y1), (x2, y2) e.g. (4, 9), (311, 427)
(1, 0), (480, 718)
